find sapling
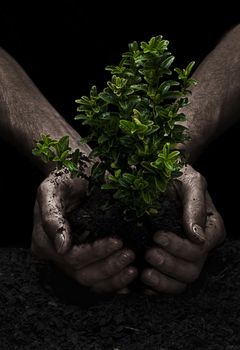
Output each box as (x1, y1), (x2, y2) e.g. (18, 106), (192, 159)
(33, 34), (196, 236)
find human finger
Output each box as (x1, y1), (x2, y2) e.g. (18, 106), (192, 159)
(145, 247), (203, 284)
(141, 268), (187, 294)
(174, 165), (207, 243)
(62, 237), (123, 269)
(72, 248), (135, 286)
(90, 266), (138, 294)
(36, 175), (73, 254)
(37, 170), (87, 254)
(153, 231), (207, 262)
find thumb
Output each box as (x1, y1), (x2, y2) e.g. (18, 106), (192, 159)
(37, 178), (72, 254)
(174, 165), (207, 244)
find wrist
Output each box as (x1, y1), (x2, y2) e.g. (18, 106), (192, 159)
(177, 103), (220, 164)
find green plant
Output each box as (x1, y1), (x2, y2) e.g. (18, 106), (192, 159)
(32, 134), (90, 178)
(33, 35), (196, 221)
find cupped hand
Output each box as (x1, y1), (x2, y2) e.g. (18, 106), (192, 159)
(141, 164), (226, 294)
(31, 170), (137, 294)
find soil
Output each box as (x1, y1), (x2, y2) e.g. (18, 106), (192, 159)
(1, 237), (240, 349)
(68, 188), (183, 259)
(67, 187), (184, 291)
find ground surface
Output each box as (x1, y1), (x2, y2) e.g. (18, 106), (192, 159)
(1, 238), (240, 350)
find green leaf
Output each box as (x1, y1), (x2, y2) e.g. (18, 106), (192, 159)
(99, 91), (116, 104)
(133, 178), (148, 190)
(60, 149), (69, 161)
(113, 189), (128, 200)
(57, 136), (70, 154)
(161, 55), (175, 69)
(101, 183), (118, 190)
(185, 61), (195, 75)
(168, 150), (180, 160)
(164, 160), (174, 171)
(119, 120), (135, 134)
(147, 208), (159, 215)
(154, 177), (166, 192)
(62, 160), (79, 173)
(98, 134), (109, 144)
(114, 169), (122, 178)
(75, 114), (87, 120)
(141, 190), (152, 204)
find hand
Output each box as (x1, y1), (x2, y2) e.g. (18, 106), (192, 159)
(31, 170), (137, 294)
(141, 164), (226, 294)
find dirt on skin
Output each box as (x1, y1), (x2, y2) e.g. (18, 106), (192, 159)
(1, 237), (240, 350)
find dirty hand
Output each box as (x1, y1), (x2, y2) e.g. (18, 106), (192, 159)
(141, 164), (226, 294)
(31, 170), (137, 294)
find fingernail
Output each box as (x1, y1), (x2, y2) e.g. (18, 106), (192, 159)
(109, 238), (123, 251)
(127, 267), (137, 278)
(192, 224), (206, 242)
(120, 250), (133, 264)
(156, 235), (169, 247)
(156, 252), (164, 266)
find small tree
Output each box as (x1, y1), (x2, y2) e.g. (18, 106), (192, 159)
(33, 35), (196, 222)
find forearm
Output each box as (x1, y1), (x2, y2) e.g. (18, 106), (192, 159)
(0, 47), (91, 175)
(180, 24), (240, 163)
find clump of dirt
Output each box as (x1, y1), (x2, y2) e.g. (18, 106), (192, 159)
(67, 188), (183, 257)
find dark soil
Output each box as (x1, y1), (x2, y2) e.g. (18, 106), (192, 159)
(67, 188), (184, 292)
(1, 238), (240, 349)
(68, 188), (183, 256)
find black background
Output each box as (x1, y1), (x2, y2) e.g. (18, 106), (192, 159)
(0, 1), (239, 246)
